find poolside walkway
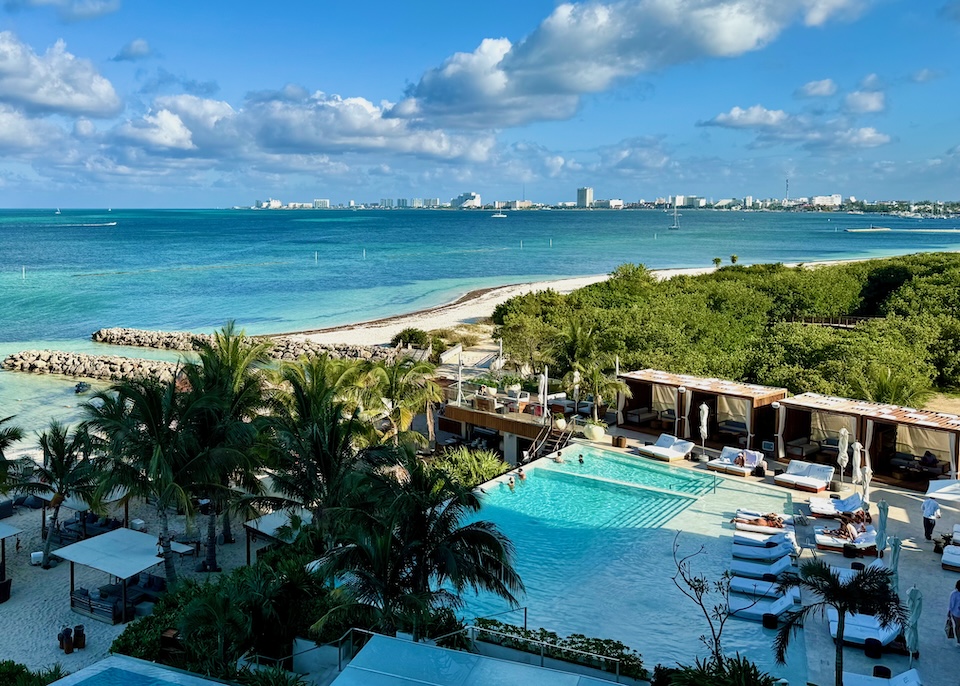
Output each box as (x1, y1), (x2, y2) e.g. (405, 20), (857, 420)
(588, 426), (960, 686)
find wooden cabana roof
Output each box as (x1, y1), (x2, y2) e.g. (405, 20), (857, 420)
(781, 392), (960, 432)
(618, 369), (787, 405)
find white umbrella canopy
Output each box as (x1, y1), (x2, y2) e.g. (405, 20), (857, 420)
(836, 427), (850, 483)
(906, 586), (922, 667)
(925, 479), (960, 502)
(699, 403), (709, 443)
(876, 500), (889, 558)
(861, 448), (874, 503)
(887, 535), (902, 591)
(851, 441), (863, 485)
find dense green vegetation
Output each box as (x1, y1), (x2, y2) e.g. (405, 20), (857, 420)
(494, 253), (960, 402)
(0, 662), (66, 686)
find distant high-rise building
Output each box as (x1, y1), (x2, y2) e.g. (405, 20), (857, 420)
(576, 187), (594, 208)
(743, 196), (753, 208)
(411, 198), (423, 208)
(348, 200), (355, 207)
(313, 199), (330, 209)
(453, 191), (482, 208)
(380, 198), (394, 208)
(424, 198), (441, 208)
(397, 198), (408, 208)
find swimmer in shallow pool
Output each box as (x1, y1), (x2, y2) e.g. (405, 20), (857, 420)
(507, 476), (515, 491)
(553, 451), (564, 463)
(578, 454), (584, 464)
(517, 467), (526, 480)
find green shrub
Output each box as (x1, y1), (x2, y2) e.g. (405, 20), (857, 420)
(433, 446), (508, 488)
(391, 328), (430, 348)
(0, 661), (67, 686)
(669, 654), (777, 686)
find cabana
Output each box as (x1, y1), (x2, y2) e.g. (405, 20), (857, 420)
(774, 394), (863, 467)
(244, 508), (313, 565)
(55, 528), (192, 624)
(0, 522), (21, 603)
(38, 487), (129, 543)
(617, 369), (787, 449)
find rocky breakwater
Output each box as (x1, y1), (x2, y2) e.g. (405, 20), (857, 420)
(2, 350), (178, 382)
(92, 327), (399, 362)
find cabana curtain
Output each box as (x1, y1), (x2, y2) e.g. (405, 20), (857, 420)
(810, 412), (857, 442)
(682, 389), (694, 438)
(896, 425), (952, 461)
(775, 403), (787, 459)
(863, 418), (874, 476)
(617, 391), (626, 425)
(651, 384), (675, 412)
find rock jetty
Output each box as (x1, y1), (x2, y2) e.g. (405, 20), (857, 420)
(2, 350), (178, 382)
(91, 327), (399, 362)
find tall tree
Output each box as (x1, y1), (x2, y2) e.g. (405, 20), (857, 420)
(366, 357), (441, 446)
(0, 415), (24, 487)
(775, 560), (907, 686)
(10, 422), (100, 568)
(85, 375), (216, 584)
(564, 357), (631, 421)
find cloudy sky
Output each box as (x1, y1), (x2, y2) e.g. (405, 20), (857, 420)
(0, 0), (956, 207)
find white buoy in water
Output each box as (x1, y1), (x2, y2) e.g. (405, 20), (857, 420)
(520, 240), (523, 249)
(22, 266), (25, 279)
(315, 251), (318, 263)
(363, 249), (366, 259)
(549, 238), (553, 247)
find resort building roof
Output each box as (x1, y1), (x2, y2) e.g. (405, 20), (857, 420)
(618, 369), (787, 405)
(781, 392), (960, 431)
(55, 527), (192, 580)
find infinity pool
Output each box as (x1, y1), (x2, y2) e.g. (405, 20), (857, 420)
(466, 442), (805, 684)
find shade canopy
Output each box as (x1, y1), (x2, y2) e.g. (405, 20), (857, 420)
(54, 527), (191, 580)
(0, 523), (22, 541)
(244, 508), (313, 544)
(925, 479), (960, 502)
(36, 486), (128, 512)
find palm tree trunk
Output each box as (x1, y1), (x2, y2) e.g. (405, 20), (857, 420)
(158, 507), (178, 585)
(426, 401), (436, 446)
(835, 613), (845, 686)
(204, 511), (219, 572)
(41, 503), (61, 568)
(221, 509), (234, 544)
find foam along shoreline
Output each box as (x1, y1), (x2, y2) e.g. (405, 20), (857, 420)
(285, 268), (717, 347)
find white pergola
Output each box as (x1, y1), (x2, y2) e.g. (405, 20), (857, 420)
(243, 508), (313, 565)
(55, 528), (191, 621)
(0, 522), (22, 601)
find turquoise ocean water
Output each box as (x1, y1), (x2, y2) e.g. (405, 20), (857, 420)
(2, 207), (959, 435)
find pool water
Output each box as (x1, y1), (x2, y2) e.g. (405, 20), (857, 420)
(54, 656), (225, 685)
(543, 446), (716, 495)
(466, 443), (806, 684)
(75, 669), (166, 686)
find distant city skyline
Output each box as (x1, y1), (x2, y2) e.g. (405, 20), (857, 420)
(0, 2), (957, 207)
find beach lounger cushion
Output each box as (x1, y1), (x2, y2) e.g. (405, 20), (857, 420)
(774, 460), (834, 492)
(730, 554), (793, 580)
(815, 526), (877, 553)
(942, 544), (960, 572)
(706, 447), (765, 477)
(840, 669), (921, 686)
(830, 558), (886, 583)
(730, 576), (800, 602)
(732, 542), (796, 561)
(826, 608), (902, 646)
(727, 592), (794, 621)
(634, 434), (695, 462)
(733, 530), (797, 548)
(809, 492), (864, 517)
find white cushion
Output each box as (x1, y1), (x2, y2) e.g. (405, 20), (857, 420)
(785, 460), (813, 476)
(841, 669), (921, 686)
(654, 433), (677, 449)
(942, 544), (960, 569)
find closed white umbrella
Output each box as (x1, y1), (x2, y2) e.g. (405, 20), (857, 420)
(572, 369), (581, 415)
(876, 500), (889, 558)
(906, 586), (922, 668)
(888, 535), (902, 592)
(861, 448), (873, 503)
(538, 367), (548, 424)
(836, 427), (849, 483)
(699, 402), (709, 457)
(851, 441), (863, 485)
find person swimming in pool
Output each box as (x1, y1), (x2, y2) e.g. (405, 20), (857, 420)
(517, 467), (526, 481)
(507, 477), (515, 491)
(553, 451), (564, 463)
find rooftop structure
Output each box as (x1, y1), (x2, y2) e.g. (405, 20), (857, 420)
(576, 187), (593, 208)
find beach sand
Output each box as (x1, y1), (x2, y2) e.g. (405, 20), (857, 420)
(286, 267), (715, 347)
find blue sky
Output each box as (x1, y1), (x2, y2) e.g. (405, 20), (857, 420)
(0, 0), (957, 207)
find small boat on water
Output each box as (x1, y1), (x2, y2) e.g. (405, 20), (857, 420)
(55, 208), (61, 215)
(668, 204), (680, 230)
(845, 225), (891, 233)
(492, 212), (507, 218)
(74, 382), (91, 394)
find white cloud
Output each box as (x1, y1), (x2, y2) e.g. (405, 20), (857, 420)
(0, 103), (63, 150)
(392, 0), (870, 127)
(112, 38), (152, 62)
(704, 105), (794, 129)
(116, 109), (195, 150)
(911, 68), (942, 83)
(4, 0), (120, 21)
(844, 90), (885, 113)
(833, 126), (889, 148)
(796, 78), (837, 97)
(860, 73), (883, 89)
(0, 31), (121, 116)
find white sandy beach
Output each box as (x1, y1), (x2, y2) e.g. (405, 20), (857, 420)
(289, 267), (716, 347)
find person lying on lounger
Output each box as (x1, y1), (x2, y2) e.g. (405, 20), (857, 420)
(734, 452), (746, 466)
(823, 516), (859, 540)
(731, 512), (784, 528)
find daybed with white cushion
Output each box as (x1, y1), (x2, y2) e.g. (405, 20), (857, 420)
(826, 608), (902, 646)
(706, 447), (766, 477)
(733, 530), (798, 551)
(730, 576), (800, 602)
(733, 509), (797, 536)
(830, 558), (885, 583)
(732, 542), (796, 561)
(809, 492), (864, 518)
(634, 434), (695, 463)
(815, 526), (877, 555)
(841, 669), (922, 686)
(941, 524), (960, 572)
(730, 554), (793, 580)
(774, 460), (835, 493)
(727, 592), (794, 622)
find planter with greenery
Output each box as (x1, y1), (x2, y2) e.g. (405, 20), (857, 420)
(582, 418), (607, 441)
(552, 413), (567, 431)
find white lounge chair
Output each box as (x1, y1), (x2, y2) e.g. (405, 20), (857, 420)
(706, 447), (766, 477)
(942, 524), (960, 571)
(774, 460), (835, 493)
(730, 554), (793, 580)
(732, 542), (796, 561)
(727, 592), (794, 621)
(815, 526), (877, 554)
(736, 508), (796, 525)
(830, 558), (886, 583)
(634, 433), (695, 463)
(809, 492), (864, 518)
(730, 576), (800, 602)
(733, 530), (797, 549)
(826, 608), (902, 646)
(841, 668), (922, 686)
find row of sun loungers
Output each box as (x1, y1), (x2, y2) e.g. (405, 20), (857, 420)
(726, 508), (799, 622)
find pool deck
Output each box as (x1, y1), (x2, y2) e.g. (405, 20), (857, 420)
(574, 427), (960, 686)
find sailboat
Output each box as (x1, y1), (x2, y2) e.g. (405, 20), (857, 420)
(668, 204), (680, 230)
(55, 208), (61, 215)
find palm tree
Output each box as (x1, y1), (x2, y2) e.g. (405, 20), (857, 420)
(850, 365), (932, 406)
(85, 375), (216, 584)
(365, 357), (441, 446)
(552, 318), (600, 374)
(713, 257), (722, 268)
(730, 254), (739, 265)
(0, 415), (24, 487)
(565, 358), (632, 421)
(775, 560), (907, 686)
(179, 579), (252, 670)
(10, 422), (100, 568)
